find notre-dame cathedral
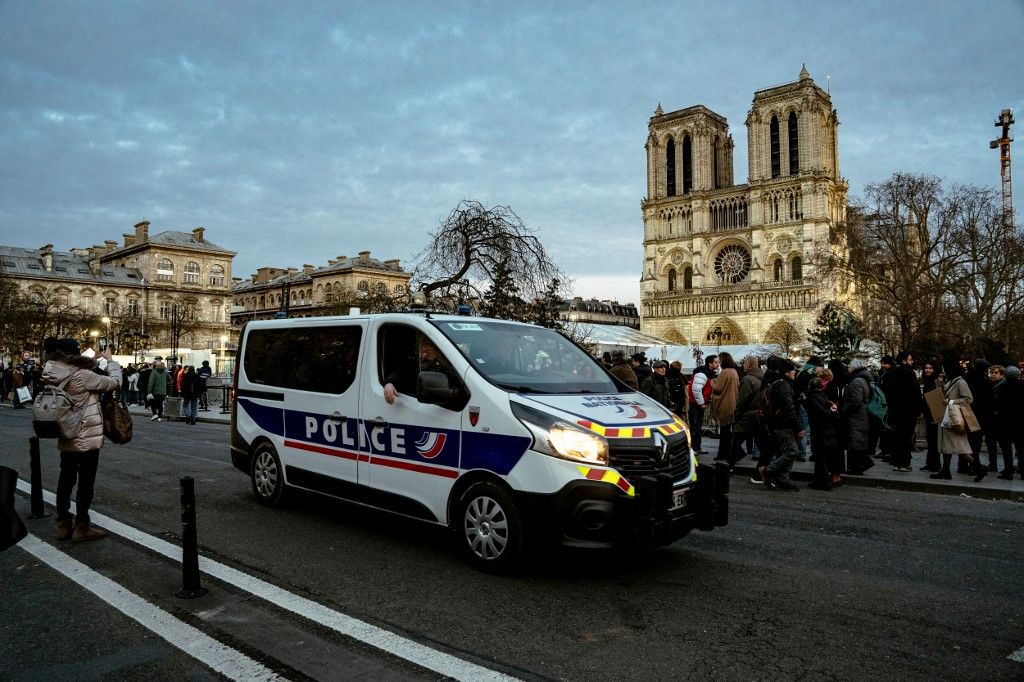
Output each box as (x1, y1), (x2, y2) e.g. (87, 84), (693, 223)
(640, 66), (851, 349)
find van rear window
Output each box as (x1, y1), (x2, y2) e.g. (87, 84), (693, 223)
(243, 326), (361, 394)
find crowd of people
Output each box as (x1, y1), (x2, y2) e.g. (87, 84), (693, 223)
(600, 349), (1024, 492)
(120, 359), (213, 424)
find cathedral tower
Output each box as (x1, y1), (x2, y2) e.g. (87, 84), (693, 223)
(640, 66), (850, 349)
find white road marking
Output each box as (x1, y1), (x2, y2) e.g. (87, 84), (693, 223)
(16, 533), (282, 681)
(16, 480), (520, 682)
(1010, 646), (1024, 663)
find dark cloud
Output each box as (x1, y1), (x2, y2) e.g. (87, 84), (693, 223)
(2, 1), (1022, 305)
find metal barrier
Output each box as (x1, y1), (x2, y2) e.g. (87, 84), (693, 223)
(219, 384), (232, 414)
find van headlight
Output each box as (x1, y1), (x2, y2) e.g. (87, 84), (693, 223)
(511, 403), (609, 465)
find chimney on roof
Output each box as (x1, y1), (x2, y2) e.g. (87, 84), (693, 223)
(104, 240), (117, 253)
(123, 233), (136, 247)
(134, 220), (149, 243)
(327, 259), (337, 266)
(303, 264), (315, 274)
(358, 251), (370, 264)
(40, 244), (54, 271)
(383, 258), (401, 270)
(192, 226), (205, 242)
(287, 267), (297, 276)
(336, 255), (347, 262)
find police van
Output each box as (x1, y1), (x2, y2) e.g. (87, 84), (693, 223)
(231, 312), (728, 570)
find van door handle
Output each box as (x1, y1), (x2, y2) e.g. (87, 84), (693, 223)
(366, 417), (389, 429)
(329, 412), (347, 423)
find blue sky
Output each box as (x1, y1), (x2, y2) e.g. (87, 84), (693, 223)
(2, 1), (1021, 305)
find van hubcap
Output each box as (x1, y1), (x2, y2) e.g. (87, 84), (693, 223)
(254, 451), (278, 497)
(464, 495), (509, 560)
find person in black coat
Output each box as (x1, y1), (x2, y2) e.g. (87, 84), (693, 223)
(806, 374), (841, 490)
(880, 351), (922, 472)
(964, 358), (997, 475)
(991, 365), (1024, 479)
(919, 359), (942, 472)
(761, 359), (802, 491)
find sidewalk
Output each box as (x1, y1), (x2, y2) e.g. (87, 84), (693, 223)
(696, 435), (1024, 502)
(27, 401), (1019, 501)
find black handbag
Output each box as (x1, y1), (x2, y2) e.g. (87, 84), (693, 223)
(0, 466), (28, 552)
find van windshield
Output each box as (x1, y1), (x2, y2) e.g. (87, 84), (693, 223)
(433, 320), (621, 394)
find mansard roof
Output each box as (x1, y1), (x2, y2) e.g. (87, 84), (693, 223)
(0, 245), (143, 286)
(102, 230), (235, 260)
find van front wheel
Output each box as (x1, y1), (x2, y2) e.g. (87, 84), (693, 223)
(457, 481), (526, 572)
(251, 442), (287, 506)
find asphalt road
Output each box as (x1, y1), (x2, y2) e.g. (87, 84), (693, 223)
(2, 406), (1023, 680)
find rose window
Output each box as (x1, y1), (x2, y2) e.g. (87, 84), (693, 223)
(714, 245), (751, 284)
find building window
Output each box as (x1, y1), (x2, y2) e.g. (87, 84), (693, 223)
(394, 284), (404, 294)
(184, 261), (200, 284)
(788, 112), (799, 175)
(667, 268), (677, 291)
(682, 135), (693, 193)
(683, 266), (693, 290)
(666, 137), (676, 197)
(157, 258), (174, 281)
(712, 138), (720, 189)
(770, 116), (781, 178)
(105, 298), (117, 315)
(791, 255), (803, 281)
(773, 259), (783, 282)
(126, 298), (139, 316)
(159, 301), (171, 319)
(212, 302), (222, 322)
(208, 264), (225, 286)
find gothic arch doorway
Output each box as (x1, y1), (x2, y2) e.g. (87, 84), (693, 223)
(703, 317), (748, 345)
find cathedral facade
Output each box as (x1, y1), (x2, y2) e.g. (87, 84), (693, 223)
(640, 67), (850, 349)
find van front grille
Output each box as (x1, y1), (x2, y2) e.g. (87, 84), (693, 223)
(609, 437), (691, 482)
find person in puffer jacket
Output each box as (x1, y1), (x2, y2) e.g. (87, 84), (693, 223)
(40, 337), (122, 542)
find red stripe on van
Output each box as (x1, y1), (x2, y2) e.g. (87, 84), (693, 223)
(368, 456), (459, 479)
(285, 439), (360, 461)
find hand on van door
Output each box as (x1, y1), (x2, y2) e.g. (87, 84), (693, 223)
(384, 382), (399, 404)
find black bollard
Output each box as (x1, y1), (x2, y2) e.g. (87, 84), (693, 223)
(28, 437), (49, 519)
(176, 476), (207, 598)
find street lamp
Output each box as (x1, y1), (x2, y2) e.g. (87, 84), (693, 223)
(101, 315), (111, 351)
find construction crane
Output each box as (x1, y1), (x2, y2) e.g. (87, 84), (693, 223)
(990, 109), (1014, 227)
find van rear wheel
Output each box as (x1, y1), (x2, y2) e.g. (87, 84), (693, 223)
(457, 481), (526, 572)
(251, 442), (287, 506)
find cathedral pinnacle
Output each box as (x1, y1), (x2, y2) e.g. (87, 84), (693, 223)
(799, 64), (810, 81)
(654, 102), (664, 116)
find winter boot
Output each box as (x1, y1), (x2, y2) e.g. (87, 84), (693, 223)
(72, 523), (107, 542)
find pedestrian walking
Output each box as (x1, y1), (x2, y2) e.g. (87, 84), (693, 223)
(641, 360), (673, 409)
(688, 354), (719, 456)
(842, 358), (874, 475)
(197, 360), (213, 410)
(732, 354), (764, 465)
(931, 359), (976, 481)
(180, 365), (200, 425)
(806, 373), (841, 490)
(710, 352), (739, 465)
(919, 360), (941, 472)
(608, 349), (638, 390)
(40, 337), (122, 542)
(127, 366), (140, 406)
(881, 351), (921, 472)
(147, 360), (170, 421)
(759, 358), (802, 491)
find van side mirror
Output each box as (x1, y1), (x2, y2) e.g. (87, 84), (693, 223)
(417, 371), (461, 406)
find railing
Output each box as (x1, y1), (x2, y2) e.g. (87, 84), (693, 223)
(648, 278), (814, 299)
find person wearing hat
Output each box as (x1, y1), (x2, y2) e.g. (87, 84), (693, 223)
(631, 353), (652, 384)
(608, 350), (638, 390)
(641, 360), (672, 409)
(40, 337), (122, 542)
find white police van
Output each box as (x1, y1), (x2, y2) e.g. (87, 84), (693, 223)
(231, 312), (728, 570)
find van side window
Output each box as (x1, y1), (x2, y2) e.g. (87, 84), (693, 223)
(244, 326), (361, 394)
(378, 324), (464, 401)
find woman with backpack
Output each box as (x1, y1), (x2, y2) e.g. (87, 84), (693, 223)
(40, 337), (122, 542)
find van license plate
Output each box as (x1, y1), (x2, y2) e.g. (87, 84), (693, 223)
(670, 488), (685, 510)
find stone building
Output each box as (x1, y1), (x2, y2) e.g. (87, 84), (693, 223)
(231, 251), (411, 322)
(556, 297), (639, 328)
(1, 220), (236, 355)
(640, 66), (851, 348)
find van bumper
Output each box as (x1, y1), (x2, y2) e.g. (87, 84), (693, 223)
(516, 462), (729, 549)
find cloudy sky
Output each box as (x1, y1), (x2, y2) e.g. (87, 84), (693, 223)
(2, 1), (1021, 305)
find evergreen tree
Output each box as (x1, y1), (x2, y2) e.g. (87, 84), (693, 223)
(527, 278), (564, 329)
(807, 303), (864, 362)
(480, 259), (525, 320)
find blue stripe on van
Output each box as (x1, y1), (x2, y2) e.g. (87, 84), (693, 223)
(238, 399), (530, 476)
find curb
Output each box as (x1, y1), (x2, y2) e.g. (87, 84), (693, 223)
(731, 464), (1024, 502)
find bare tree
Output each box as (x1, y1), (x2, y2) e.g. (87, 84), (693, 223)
(412, 200), (562, 305)
(823, 173), (971, 353)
